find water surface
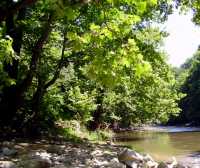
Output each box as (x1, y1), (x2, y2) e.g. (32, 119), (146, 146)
(115, 127), (200, 164)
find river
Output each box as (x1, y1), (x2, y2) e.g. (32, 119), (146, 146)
(115, 126), (200, 166)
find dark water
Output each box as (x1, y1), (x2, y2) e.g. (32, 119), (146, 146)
(115, 127), (200, 164)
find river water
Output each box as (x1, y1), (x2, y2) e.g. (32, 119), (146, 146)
(115, 126), (200, 166)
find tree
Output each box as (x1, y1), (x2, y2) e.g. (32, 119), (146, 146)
(176, 50), (200, 124)
(0, 0), (181, 134)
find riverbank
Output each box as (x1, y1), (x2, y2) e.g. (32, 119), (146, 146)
(0, 139), (126, 168)
(1, 125), (200, 168)
(0, 138), (196, 168)
(114, 125), (200, 133)
(140, 126), (200, 133)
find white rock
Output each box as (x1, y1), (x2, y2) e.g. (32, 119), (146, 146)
(168, 157), (177, 168)
(0, 161), (16, 168)
(145, 160), (158, 168)
(111, 158), (119, 163)
(143, 154), (155, 162)
(118, 148), (143, 162)
(125, 161), (138, 168)
(91, 149), (102, 156)
(118, 148), (143, 167)
(35, 151), (51, 160)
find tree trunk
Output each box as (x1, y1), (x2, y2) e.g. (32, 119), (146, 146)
(0, 7), (26, 127)
(88, 88), (104, 131)
(5, 7), (25, 79)
(31, 78), (45, 117)
(30, 33), (67, 124)
(0, 13), (53, 128)
(0, 0), (37, 23)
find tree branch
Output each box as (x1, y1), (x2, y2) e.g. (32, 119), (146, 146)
(44, 33), (67, 90)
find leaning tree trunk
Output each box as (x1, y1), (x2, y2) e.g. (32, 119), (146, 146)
(0, 13), (53, 129)
(29, 33), (67, 129)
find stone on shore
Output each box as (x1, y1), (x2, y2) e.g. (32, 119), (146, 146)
(118, 148), (143, 164)
(117, 148), (189, 168)
(0, 161), (16, 168)
(158, 162), (169, 168)
(1, 147), (17, 156)
(118, 148), (160, 168)
(0, 140), (194, 168)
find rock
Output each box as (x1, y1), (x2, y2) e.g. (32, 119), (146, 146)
(18, 151), (52, 168)
(91, 149), (103, 156)
(53, 165), (66, 168)
(118, 148), (143, 162)
(145, 160), (158, 168)
(108, 158), (126, 168)
(92, 158), (109, 166)
(0, 161), (16, 168)
(168, 157), (177, 168)
(124, 161), (138, 168)
(106, 140), (115, 145)
(46, 145), (64, 155)
(118, 148), (143, 167)
(1, 147), (17, 156)
(118, 149), (160, 168)
(2, 142), (13, 146)
(34, 151), (52, 161)
(19, 159), (51, 168)
(143, 154), (155, 162)
(174, 164), (188, 168)
(158, 162), (168, 168)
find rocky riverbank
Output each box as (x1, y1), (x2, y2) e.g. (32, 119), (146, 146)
(0, 139), (124, 168)
(0, 139), (194, 168)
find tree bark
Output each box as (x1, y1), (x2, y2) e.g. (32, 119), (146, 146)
(16, 13), (53, 118)
(18, 13), (53, 95)
(88, 88), (104, 131)
(0, 0), (37, 23)
(0, 7), (26, 127)
(33, 77), (44, 108)
(31, 33), (68, 122)
(0, 13), (53, 127)
(44, 35), (67, 90)
(4, 7), (26, 79)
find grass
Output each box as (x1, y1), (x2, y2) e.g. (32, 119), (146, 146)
(56, 120), (114, 143)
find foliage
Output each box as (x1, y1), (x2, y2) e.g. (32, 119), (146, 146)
(170, 0), (200, 125)
(0, 29), (16, 90)
(66, 86), (97, 123)
(57, 120), (113, 142)
(0, 0), (183, 135)
(175, 50), (200, 124)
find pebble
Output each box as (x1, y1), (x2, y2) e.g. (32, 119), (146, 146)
(0, 141), (196, 168)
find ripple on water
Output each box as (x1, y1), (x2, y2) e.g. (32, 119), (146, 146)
(115, 126), (200, 166)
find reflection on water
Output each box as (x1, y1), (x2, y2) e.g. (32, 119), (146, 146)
(115, 129), (200, 161)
